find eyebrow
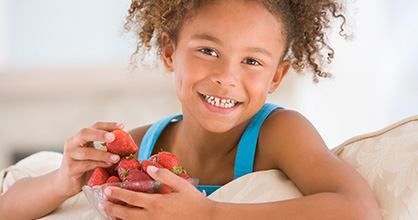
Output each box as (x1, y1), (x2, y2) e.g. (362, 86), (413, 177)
(191, 34), (222, 44)
(246, 47), (273, 58)
(191, 34), (273, 58)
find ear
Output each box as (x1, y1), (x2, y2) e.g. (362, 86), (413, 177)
(268, 60), (291, 93)
(161, 32), (175, 72)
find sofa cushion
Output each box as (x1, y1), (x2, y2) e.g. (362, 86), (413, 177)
(209, 115), (418, 219)
(2, 115), (418, 219)
(332, 115), (418, 219)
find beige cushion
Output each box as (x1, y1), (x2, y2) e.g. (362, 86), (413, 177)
(332, 115), (418, 219)
(208, 169), (303, 203)
(209, 115), (418, 219)
(2, 115), (418, 219)
(0, 151), (99, 220)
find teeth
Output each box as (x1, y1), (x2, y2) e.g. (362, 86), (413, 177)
(202, 94), (238, 108)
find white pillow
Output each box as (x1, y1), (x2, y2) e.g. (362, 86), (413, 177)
(209, 115), (418, 220)
(2, 115), (418, 219)
(208, 169), (302, 203)
(0, 151), (100, 220)
(332, 115), (418, 219)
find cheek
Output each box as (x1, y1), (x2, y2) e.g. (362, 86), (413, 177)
(173, 62), (204, 100)
(244, 72), (273, 94)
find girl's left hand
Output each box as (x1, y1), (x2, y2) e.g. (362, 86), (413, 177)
(99, 166), (214, 220)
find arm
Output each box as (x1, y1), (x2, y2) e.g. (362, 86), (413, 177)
(0, 170), (69, 220)
(0, 122), (122, 219)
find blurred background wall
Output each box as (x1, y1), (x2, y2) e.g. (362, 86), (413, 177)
(1, 0), (417, 171)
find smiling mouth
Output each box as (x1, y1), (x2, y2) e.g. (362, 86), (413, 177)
(201, 94), (238, 108)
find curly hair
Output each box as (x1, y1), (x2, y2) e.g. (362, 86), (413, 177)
(124, 0), (348, 82)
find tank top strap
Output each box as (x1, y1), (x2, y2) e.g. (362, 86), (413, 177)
(138, 114), (183, 161)
(234, 103), (283, 179)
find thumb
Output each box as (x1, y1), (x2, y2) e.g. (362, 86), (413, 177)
(147, 166), (188, 192)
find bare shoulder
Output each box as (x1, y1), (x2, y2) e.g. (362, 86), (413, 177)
(256, 109), (354, 194)
(128, 124), (152, 147)
(258, 108), (328, 158)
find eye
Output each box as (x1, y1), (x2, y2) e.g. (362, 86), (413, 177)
(199, 48), (218, 57)
(243, 58), (262, 66)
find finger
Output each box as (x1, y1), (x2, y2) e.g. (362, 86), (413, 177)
(69, 146), (120, 164)
(62, 160), (112, 179)
(99, 200), (147, 220)
(65, 127), (115, 150)
(147, 166), (190, 192)
(103, 186), (157, 208)
(90, 121), (124, 131)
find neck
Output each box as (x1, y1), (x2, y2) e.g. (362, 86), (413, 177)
(173, 113), (250, 164)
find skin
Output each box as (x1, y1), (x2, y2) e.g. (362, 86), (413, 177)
(0, 0), (382, 219)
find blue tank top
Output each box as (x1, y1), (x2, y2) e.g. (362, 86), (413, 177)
(138, 103), (283, 196)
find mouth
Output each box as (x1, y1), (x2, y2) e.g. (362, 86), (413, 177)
(200, 93), (239, 109)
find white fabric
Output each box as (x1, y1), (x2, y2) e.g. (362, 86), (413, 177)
(209, 115), (418, 219)
(0, 151), (99, 220)
(208, 169), (302, 203)
(2, 115), (418, 219)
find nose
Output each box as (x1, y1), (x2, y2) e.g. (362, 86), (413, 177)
(210, 59), (239, 87)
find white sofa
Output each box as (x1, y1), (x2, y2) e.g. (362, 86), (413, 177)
(2, 115), (418, 219)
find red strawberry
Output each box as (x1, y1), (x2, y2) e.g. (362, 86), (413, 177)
(105, 163), (118, 177)
(104, 176), (125, 205)
(177, 172), (191, 180)
(149, 154), (158, 162)
(118, 157), (141, 181)
(105, 129), (139, 157)
(105, 176), (122, 183)
(88, 168), (109, 187)
(157, 184), (172, 194)
(141, 159), (164, 175)
(123, 169), (154, 192)
(156, 152), (182, 173)
(124, 169), (152, 182)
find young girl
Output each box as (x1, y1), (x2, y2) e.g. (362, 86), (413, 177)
(0, 0), (382, 219)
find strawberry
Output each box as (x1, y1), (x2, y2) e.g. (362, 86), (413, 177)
(149, 154), (158, 162)
(88, 168), (110, 187)
(141, 159), (164, 176)
(124, 169), (152, 182)
(177, 172), (191, 180)
(104, 176), (125, 205)
(105, 129), (139, 157)
(123, 169), (154, 192)
(156, 151), (183, 173)
(105, 176), (122, 183)
(117, 157), (141, 181)
(105, 163), (118, 177)
(157, 184), (172, 194)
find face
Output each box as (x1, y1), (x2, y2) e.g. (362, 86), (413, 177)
(162, 0), (290, 133)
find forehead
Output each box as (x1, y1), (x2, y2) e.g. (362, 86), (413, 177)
(177, 0), (285, 52)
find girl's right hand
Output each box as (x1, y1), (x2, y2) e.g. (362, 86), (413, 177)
(54, 122), (123, 197)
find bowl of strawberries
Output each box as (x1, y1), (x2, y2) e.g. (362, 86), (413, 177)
(82, 129), (198, 220)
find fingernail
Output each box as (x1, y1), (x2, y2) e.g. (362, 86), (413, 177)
(104, 132), (114, 141)
(147, 166), (158, 173)
(104, 187), (112, 196)
(115, 123), (124, 128)
(110, 155), (120, 162)
(99, 202), (105, 210)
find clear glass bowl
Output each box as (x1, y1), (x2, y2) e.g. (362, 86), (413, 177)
(82, 178), (199, 220)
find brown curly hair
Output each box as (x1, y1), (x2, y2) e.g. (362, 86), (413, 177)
(124, 0), (348, 82)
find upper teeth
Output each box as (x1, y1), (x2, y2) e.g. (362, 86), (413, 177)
(202, 94), (238, 108)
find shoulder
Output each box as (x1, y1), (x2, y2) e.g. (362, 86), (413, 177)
(256, 108), (330, 171)
(128, 124), (153, 147)
(260, 108), (321, 143)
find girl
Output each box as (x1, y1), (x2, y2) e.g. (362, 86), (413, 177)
(0, 0), (382, 219)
